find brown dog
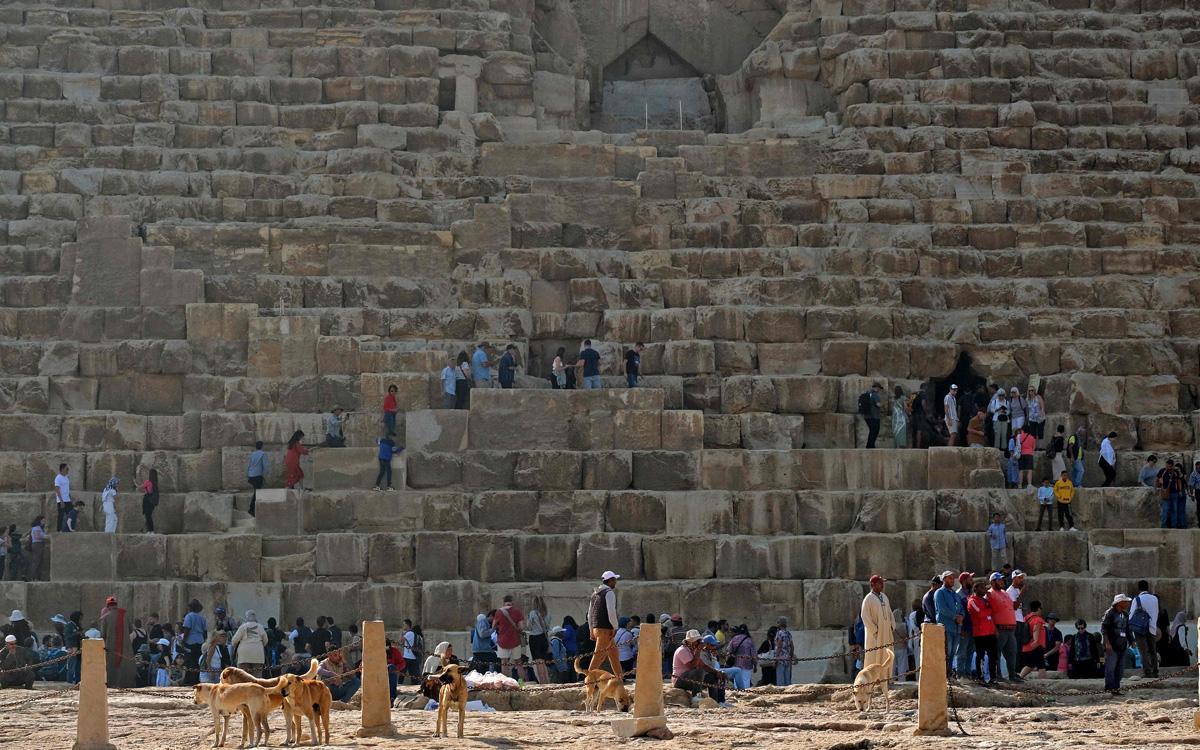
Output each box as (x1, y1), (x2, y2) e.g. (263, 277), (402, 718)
(193, 681), (286, 748)
(432, 663), (469, 738)
(277, 673), (332, 746)
(573, 655), (631, 713)
(219, 660), (318, 744)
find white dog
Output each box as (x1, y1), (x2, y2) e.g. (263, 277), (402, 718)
(851, 650), (894, 713)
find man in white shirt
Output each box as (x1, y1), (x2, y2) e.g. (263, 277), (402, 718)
(440, 357), (457, 409)
(1099, 431), (1118, 487)
(860, 574), (893, 672)
(1130, 580), (1160, 678)
(1006, 569), (1026, 623)
(943, 384), (959, 446)
(53, 463), (71, 531)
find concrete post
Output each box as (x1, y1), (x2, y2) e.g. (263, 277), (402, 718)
(73, 639), (115, 750)
(355, 620), (397, 738)
(915, 623), (948, 735)
(1194, 617), (1200, 730)
(611, 622), (669, 739)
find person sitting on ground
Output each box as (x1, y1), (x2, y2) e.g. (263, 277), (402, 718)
(324, 407), (348, 448)
(672, 629), (726, 706)
(319, 648), (362, 702)
(0, 634), (36, 688)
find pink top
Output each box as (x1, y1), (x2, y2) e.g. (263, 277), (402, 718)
(671, 645), (698, 678)
(1019, 432), (1036, 456)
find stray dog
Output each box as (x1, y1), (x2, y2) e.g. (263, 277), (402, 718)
(277, 673), (332, 746)
(219, 660), (318, 744)
(193, 681), (286, 748)
(431, 663), (469, 738)
(851, 650), (894, 713)
(573, 655), (631, 713)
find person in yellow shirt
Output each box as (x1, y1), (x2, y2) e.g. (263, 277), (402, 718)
(1053, 471), (1077, 531)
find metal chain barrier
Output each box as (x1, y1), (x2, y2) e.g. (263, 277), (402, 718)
(984, 661), (1200, 697)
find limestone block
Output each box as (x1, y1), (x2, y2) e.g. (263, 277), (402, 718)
(933, 489), (1015, 532)
(1137, 415), (1193, 450)
(415, 533), (459, 580)
(480, 143), (616, 179)
(361, 372), (433, 413)
(515, 534), (578, 580)
(60, 414), (107, 451)
(25, 453), (85, 493)
(576, 533), (643, 580)
(664, 491), (734, 535)
(83, 451), (137, 491)
(661, 410), (703, 450)
(800, 578), (861, 629)
(512, 451), (582, 490)
(470, 491), (538, 530)
(704, 415), (740, 448)
(418, 492), (468, 531)
(1091, 544), (1159, 578)
(115, 533), (168, 579)
(185, 303), (256, 342)
(147, 413), (201, 450)
(766, 537), (826, 579)
(69, 218), (141, 306)
(301, 492), (356, 532)
(537, 491), (605, 534)
(927, 447), (996, 489)
(183, 493), (233, 532)
(605, 492), (666, 533)
(721, 375), (777, 414)
(405, 409), (469, 452)
(248, 316), (319, 378)
(801, 413), (856, 448)
(366, 533), (416, 581)
(644, 537), (714, 580)
(1011, 531), (1089, 574)
(0, 414), (61, 451)
(739, 412), (793, 449)
(313, 448), (402, 491)
(255, 489), (302, 535)
(857, 490), (937, 533)
(166, 534), (261, 582)
(359, 583), (421, 626)
(774, 376), (840, 413)
(407, 452), (462, 488)
(632, 451), (699, 491)
(829, 533), (906, 580)
(315, 533), (369, 578)
(50, 531), (115, 580)
(733, 491), (798, 535)
(715, 537), (770, 579)
(421, 580), (486, 629)
(582, 451), (632, 490)
(459, 533), (515, 582)
(1123, 375), (1179, 414)
(1066, 372), (1123, 414)
(282, 582), (361, 630)
(613, 410), (662, 450)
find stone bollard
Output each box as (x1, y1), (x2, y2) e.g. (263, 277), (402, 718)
(73, 638), (115, 750)
(611, 621), (669, 739)
(356, 620), (397, 738)
(915, 623), (948, 735)
(1194, 617), (1200, 730)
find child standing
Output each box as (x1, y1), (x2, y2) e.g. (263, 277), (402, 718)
(987, 512), (1009, 572)
(1053, 471), (1077, 531)
(374, 434), (400, 491)
(1035, 479), (1054, 531)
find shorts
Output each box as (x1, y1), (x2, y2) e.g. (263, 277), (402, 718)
(497, 645), (523, 660)
(1021, 646), (1045, 669)
(1018, 455), (1034, 470)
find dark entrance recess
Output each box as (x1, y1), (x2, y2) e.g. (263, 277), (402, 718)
(931, 351), (987, 445)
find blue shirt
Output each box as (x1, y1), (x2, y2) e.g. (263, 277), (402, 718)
(472, 348), (490, 380)
(1037, 486), (1054, 505)
(377, 437), (396, 461)
(247, 450), (268, 478)
(498, 351), (515, 385)
(987, 522), (1007, 550)
(580, 348), (600, 377)
(183, 612), (208, 645)
(440, 366), (456, 395)
(934, 586), (963, 633)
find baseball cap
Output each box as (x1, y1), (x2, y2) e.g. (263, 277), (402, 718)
(702, 634), (719, 646)
(1046, 613), (1059, 622)
(989, 572), (1005, 581)
(659, 614), (671, 624)
(1011, 569), (1025, 578)
(950, 384), (958, 390)
(958, 572), (975, 583)
(4, 635), (14, 643)
(1112, 594), (1132, 605)
(939, 570), (956, 579)
(105, 596), (117, 606)
(156, 638), (170, 646)
(601, 571), (621, 582)
(869, 574), (887, 585)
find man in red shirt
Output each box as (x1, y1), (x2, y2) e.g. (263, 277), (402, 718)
(493, 595), (525, 677)
(987, 572), (1022, 683)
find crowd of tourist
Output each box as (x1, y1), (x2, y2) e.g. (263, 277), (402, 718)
(852, 568), (1192, 698)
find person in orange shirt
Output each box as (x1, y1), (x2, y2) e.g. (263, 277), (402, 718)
(987, 572), (1022, 682)
(1019, 600), (1047, 679)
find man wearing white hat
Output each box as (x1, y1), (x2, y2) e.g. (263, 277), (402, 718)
(0, 633), (36, 688)
(587, 570), (623, 680)
(860, 575), (893, 674)
(943, 385), (960, 446)
(1101, 594), (1133, 695)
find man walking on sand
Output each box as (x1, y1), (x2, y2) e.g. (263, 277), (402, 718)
(860, 575), (893, 675)
(587, 571), (623, 680)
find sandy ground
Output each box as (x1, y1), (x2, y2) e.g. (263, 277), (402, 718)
(2, 676), (1199, 749)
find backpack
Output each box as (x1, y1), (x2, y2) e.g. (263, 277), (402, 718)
(412, 633), (425, 661)
(1129, 594), (1152, 637)
(857, 391), (873, 417)
(1016, 620), (1032, 647)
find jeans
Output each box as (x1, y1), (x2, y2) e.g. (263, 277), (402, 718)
(1172, 492), (1186, 528)
(442, 392), (456, 409)
(944, 629), (959, 675)
(626, 374), (638, 388)
(1104, 646), (1126, 691)
(956, 634), (975, 676)
(775, 661), (792, 686)
(388, 664), (398, 704)
(720, 667), (751, 690)
(375, 458), (392, 488)
(383, 411), (397, 436)
(1036, 504), (1053, 530)
(973, 635), (998, 681)
(1099, 458), (1116, 487)
(996, 627), (1019, 680)
(1072, 459), (1085, 486)
(248, 475), (263, 516)
(1160, 496), (1173, 528)
(56, 502), (68, 532)
(327, 675), (361, 702)
(865, 417), (880, 448)
(1134, 633), (1158, 677)
(583, 375), (602, 389)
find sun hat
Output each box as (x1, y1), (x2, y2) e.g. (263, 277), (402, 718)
(9, 610), (24, 622)
(601, 571), (621, 581)
(684, 629), (702, 643)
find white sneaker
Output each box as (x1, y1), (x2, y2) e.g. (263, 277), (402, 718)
(373, 486), (381, 492)
(1059, 527), (1065, 532)
(1069, 527), (1078, 532)
(386, 487), (396, 492)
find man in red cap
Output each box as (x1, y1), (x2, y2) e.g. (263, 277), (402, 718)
(860, 574), (893, 675)
(99, 595), (136, 688)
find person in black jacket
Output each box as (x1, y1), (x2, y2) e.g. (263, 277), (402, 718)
(142, 469), (160, 533)
(1064, 619), (1101, 678)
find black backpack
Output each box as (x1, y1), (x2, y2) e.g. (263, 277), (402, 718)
(857, 391), (873, 417)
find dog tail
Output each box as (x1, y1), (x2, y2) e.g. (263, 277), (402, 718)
(573, 655), (589, 676)
(300, 658), (319, 680)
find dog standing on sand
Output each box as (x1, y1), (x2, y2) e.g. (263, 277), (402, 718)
(277, 672), (333, 746)
(850, 649), (894, 713)
(193, 680), (288, 748)
(573, 655), (632, 713)
(219, 659), (318, 744)
(426, 663), (469, 738)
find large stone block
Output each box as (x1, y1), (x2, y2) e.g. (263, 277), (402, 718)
(512, 451), (582, 490)
(421, 580), (486, 629)
(415, 532), (459, 580)
(314, 532), (369, 578)
(282, 582), (361, 630)
(515, 534), (578, 580)
(581, 451), (633, 490)
(50, 531), (115, 580)
(664, 491), (734, 535)
(367, 534), (416, 581)
(605, 491), (666, 533)
(829, 533), (906, 580)
(254, 488), (302, 535)
(166, 534), (261, 582)
(358, 583), (421, 625)
(470, 491), (538, 530)
(576, 533), (643, 581)
(632, 451), (699, 490)
(312, 447), (404, 491)
(405, 409), (469, 452)
(537, 491), (605, 534)
(458, 533), (515, 582)
(643, 537), (714, 580)
(183, 492), (233, 532)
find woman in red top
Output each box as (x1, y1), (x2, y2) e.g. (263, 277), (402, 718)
(385, 638), (406, 703)
(967, 580), (997, 684)
(382, 384), (399, 437)
(1019, 601), (1047, 678)
(284, 430), (309, 489)
(1017, 425), (1037, 489)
